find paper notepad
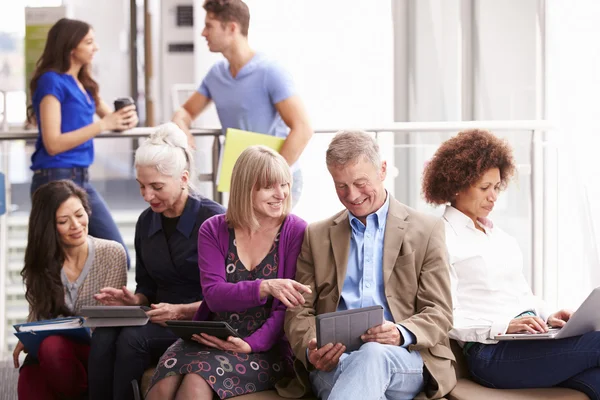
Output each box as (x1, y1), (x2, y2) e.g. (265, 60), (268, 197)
(217, 128), (285, 192)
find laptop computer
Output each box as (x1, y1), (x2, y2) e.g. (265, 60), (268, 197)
(493, 286), (600, 341)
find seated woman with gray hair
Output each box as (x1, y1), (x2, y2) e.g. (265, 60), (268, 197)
(146, 145), (311, 400)
(87, 123), (225, 400)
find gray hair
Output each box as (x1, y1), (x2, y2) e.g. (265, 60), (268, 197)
(326, 130), (381, 168)
(134, 123), (198, 194)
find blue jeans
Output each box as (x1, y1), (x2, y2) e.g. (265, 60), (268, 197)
(30, 167), (130, 268)
(310, 342), (425, 400)
(467, 331), (600, 399)
(88, 324), (178, 400)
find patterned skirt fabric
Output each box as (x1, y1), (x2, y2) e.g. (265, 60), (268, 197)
(148, 227), (292, 399)
(150, 338), (290, 399)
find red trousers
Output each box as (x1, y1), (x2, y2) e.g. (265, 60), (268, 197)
(18, 335), (90, 400)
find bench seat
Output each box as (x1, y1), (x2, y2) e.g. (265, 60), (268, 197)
(447, 340), (588, 400)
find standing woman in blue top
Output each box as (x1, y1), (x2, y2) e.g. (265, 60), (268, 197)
(28, 18), (138, 262)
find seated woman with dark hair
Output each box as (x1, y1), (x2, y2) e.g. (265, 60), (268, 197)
(422, 129), (600, 399)
(146, 145), (311, 400)
(13, 180), (127, 400)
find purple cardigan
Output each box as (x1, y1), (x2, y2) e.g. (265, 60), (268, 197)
(193, 213), (307, 353)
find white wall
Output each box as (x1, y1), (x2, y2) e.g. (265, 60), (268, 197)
(545, 0), (600, 309)
(474, 0), (538, 120)
(66, 0), (135, 180)
(392, 0), (539, 282)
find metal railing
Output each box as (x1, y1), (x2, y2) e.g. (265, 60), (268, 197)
(0, 120), (552, 353)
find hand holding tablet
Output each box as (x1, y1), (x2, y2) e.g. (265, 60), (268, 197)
(165, 320), (241, 341)
(316, 305), (384, 352)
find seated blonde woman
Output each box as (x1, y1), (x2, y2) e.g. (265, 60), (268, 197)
(422, 129), (600, 400)
(147, 145), (311, 399)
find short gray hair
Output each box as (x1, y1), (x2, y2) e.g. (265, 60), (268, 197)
(134, 123), (198, 193)
(326, 130), (381, 168)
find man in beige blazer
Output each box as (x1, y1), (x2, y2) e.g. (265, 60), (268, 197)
(282, 130), (456, 399)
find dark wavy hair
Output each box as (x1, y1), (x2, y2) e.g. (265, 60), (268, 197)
(27, 18), (99, 123)
(422, 129), (516, 205)
(204, 0), (250, 36)
(22, 180), (91, 321)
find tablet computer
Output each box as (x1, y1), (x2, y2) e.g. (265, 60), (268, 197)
(80, 306), (150, 327)
(316, 305), (384, 352)
(165, 320), (241, 341)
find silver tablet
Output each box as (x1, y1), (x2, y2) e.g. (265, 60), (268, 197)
(80, 306), (150, 327)
(316, 305), (384, 352)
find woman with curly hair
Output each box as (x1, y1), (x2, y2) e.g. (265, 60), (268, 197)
(422, 129), (600, 399)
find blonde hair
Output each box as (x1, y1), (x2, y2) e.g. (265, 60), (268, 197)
(134, 123), (198, 194)
(226, 145), (292, 231)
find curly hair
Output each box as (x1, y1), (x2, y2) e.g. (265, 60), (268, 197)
(422, 129), (516, 205)
(204, 0), (250, 36)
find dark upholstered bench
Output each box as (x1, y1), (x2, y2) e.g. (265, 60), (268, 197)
(446, 340), (589, 400)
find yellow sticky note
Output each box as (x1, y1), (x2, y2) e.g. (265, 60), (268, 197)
(217, 128), (285, 192)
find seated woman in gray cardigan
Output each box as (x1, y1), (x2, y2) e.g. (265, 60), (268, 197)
(147, 145), (311, 400)
(14, 180), (127, 400)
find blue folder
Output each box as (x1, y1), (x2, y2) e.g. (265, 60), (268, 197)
(13, 317), (92, 358)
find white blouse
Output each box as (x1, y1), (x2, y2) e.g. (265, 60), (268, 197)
(443, 206), (547, 344)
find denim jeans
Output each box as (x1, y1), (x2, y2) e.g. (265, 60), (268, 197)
(88, 323), (178, 400)
(309, 342), (425, 400)
(467, 331), (600, 399)
(30, 168), (130, 268)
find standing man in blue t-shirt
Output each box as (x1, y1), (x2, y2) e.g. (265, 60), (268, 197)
(172, 0), (313, 206)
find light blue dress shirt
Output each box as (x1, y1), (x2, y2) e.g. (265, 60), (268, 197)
(338, 192), (415, 348)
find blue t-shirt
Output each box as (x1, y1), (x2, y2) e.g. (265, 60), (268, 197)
(198, 53), (295, 139)
(31, 71), (96, 170)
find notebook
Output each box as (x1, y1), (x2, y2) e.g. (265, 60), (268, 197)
(494, 287), (600, 341)
(216, 128), (285, 192)
(13, 317), (91, 358)
(79, 305), (150, 327)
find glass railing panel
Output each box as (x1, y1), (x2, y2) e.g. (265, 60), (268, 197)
(383, 130), (534, 284)
(0, 126), (548, 354)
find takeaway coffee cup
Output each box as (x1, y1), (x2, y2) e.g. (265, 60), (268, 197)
(114, 97), (134, 111)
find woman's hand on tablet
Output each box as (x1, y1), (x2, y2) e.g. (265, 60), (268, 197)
(146, 303), (184, 325)
(94, 286), (139, 306)
(192, 333), (252, 353)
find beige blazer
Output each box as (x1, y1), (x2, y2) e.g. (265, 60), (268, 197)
(279, 197), (456, 399)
